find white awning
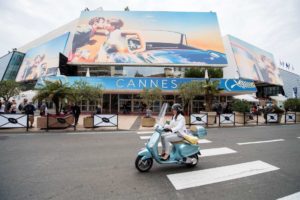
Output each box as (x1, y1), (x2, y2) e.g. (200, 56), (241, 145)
(269, 94), (287, 102)
(233, 94), (259, 102)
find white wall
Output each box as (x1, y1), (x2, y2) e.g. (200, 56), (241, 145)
(222, 35), (240, 79)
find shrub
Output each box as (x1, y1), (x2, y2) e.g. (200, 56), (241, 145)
(284, 98), (300, 112)
(231, 100), (251, 113)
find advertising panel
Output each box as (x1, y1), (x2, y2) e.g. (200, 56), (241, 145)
(228, 35), (283, 85)
(68, 11), (227, 66)
(16, 32), (70, 82)
(36, 76), (256, 93)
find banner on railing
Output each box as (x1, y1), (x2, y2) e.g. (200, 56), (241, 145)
(267, 113), (278, 123)
(285, 113), (296, 123)
(0, 114), (28, 128)
(93, 114), (118, 127)
(190, 114), (208, 125)
(220, 113), (235, 125)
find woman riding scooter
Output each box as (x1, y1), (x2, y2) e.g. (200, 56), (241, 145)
(161, 103), (187, 160)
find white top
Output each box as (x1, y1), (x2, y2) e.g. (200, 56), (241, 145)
(164, 114), (187, 137)
(106, 29), (126, 49)
(0, 104), (5, 113)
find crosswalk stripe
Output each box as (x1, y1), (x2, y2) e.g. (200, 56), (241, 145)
(277, 191), (300, 200)
(167, 160), (279, 190)
(140, 135), (212, 144)
(237, 139), (285, 145)
(137, 131), (153, 134)
(297, 137), (300, 139)
(200, 147), (237, 157)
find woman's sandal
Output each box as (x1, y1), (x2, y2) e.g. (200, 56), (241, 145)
(161, 154), (170, 161)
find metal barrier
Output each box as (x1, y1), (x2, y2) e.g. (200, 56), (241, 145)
(93, 114), (118, 129)
(285, 112), (296, 123)
(0, 114), (29, 131)
(219, 113), (235, 126)
(190, 113), (208, 126)
(266, 113), (279, 123)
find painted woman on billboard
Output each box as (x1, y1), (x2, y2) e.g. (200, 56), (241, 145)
(68, 11), (227, 66)
(229, 35), (283, 85)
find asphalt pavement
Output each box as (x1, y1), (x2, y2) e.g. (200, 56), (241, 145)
(0, 125), (300, 200)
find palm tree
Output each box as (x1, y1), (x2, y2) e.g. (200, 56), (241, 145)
(33, 80), (71, 115)
(203, 80), (221, 112)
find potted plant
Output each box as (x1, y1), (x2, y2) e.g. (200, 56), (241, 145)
(231, 100), (251, 124)
(140, 88), (162, 127)
(284, 98), (300, 122)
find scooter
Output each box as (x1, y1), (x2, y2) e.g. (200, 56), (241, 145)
(135, 103), (207, 172)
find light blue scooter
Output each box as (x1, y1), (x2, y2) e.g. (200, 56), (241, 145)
(135, 103), (207, 172)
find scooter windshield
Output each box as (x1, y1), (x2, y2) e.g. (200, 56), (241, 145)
(156, 103), (168, 126)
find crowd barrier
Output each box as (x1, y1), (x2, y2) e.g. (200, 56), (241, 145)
(0, 114), (29, 131)
(190, 112), (298, 127)
(93, 114), (118, 129)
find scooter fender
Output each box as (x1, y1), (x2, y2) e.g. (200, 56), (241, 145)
(177, 143), (200, 157)
(138, 148), (152, 160)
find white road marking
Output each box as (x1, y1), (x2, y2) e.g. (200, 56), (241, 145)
(167, 160), (279, 190)
(140, 136), (151, 140)
(277, 191), (300, 200)
(297, 137), (300, 139)
(237, 139), (285, 145)
(137, 131), (153, 134)
(200, 147), (237, 157)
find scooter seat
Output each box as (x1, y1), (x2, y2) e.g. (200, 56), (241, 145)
(171, 140), (191, 145)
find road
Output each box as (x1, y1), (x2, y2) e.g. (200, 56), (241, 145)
(0, 125), (300, 200)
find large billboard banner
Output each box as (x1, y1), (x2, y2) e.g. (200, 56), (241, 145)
(228, 35), (283, 85)
(16, 32), (70, 82)
(68, 11), (227, 66)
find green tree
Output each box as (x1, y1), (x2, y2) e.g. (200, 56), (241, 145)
(0, 80), (20, 101)
(33, 80), (72, 115)
(184, 68), (204, 78)
(202, 80), (221, 112)
(179, 81), (204, 115)
(69, 80), (103, 104)
(208, 68), (223, 78)
(140, 88), (162, 109)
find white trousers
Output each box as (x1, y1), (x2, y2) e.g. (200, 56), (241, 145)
(161, 132), (183, 154)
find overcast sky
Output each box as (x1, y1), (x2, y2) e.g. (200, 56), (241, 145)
(0, 0), (299, 74)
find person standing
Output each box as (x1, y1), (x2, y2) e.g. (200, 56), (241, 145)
(10, 100), (17, 114)
(95, 104), (102, 114)
(18, 98), (28, 114)
(0, 100), (5, 114)
(71, 103), (81, 126)
(24, 102), (36, 128)
(39, 101), (48, 116)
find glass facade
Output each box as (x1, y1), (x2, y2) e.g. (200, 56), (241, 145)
(2, 51), (25, 81)
(0, 52), (13, 80)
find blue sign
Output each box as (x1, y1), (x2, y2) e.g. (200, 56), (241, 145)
(36, 76), (256, 92)
(218, 79), (257, 92)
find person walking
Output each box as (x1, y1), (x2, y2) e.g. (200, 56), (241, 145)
(10, 100), (17, 114)
(71, 103), (81, 126)
(18, 98), (28, 114)
(0, 100), (5, 114)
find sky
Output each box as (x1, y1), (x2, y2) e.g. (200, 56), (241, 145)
(0, 0), (299, 74)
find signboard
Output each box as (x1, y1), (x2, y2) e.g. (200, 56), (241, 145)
(16, 33), (70, 82)
(190, 114), (208, 125)
(93, 114), (118, 127)
(36, 76), (257, 93)
(228, 35), (283, 85)
(220, 114), (235, 125)
(285, 113), (296, 123)
(267, 113), (278, 123)
(0, 114), (28, 128)
(68, 11), (227, 66)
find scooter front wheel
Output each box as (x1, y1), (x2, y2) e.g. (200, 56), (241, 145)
(186, 154), (199, 168)
(135, 156), (153, 172)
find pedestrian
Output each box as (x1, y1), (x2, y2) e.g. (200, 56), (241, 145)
(24, 101), (36, 128)
(18, 98), (28, 114)
(71, 103), (81, 125)
(0, 100), (5, 114)
(4, 99), (12, 113)
(39, 101), (47, 116)
(10, 100), (17, 114)
(95, 104), (102, 114)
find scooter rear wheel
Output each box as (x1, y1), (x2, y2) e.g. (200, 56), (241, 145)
(186, 154), (199, 168)
(135, 156), (153, 172)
